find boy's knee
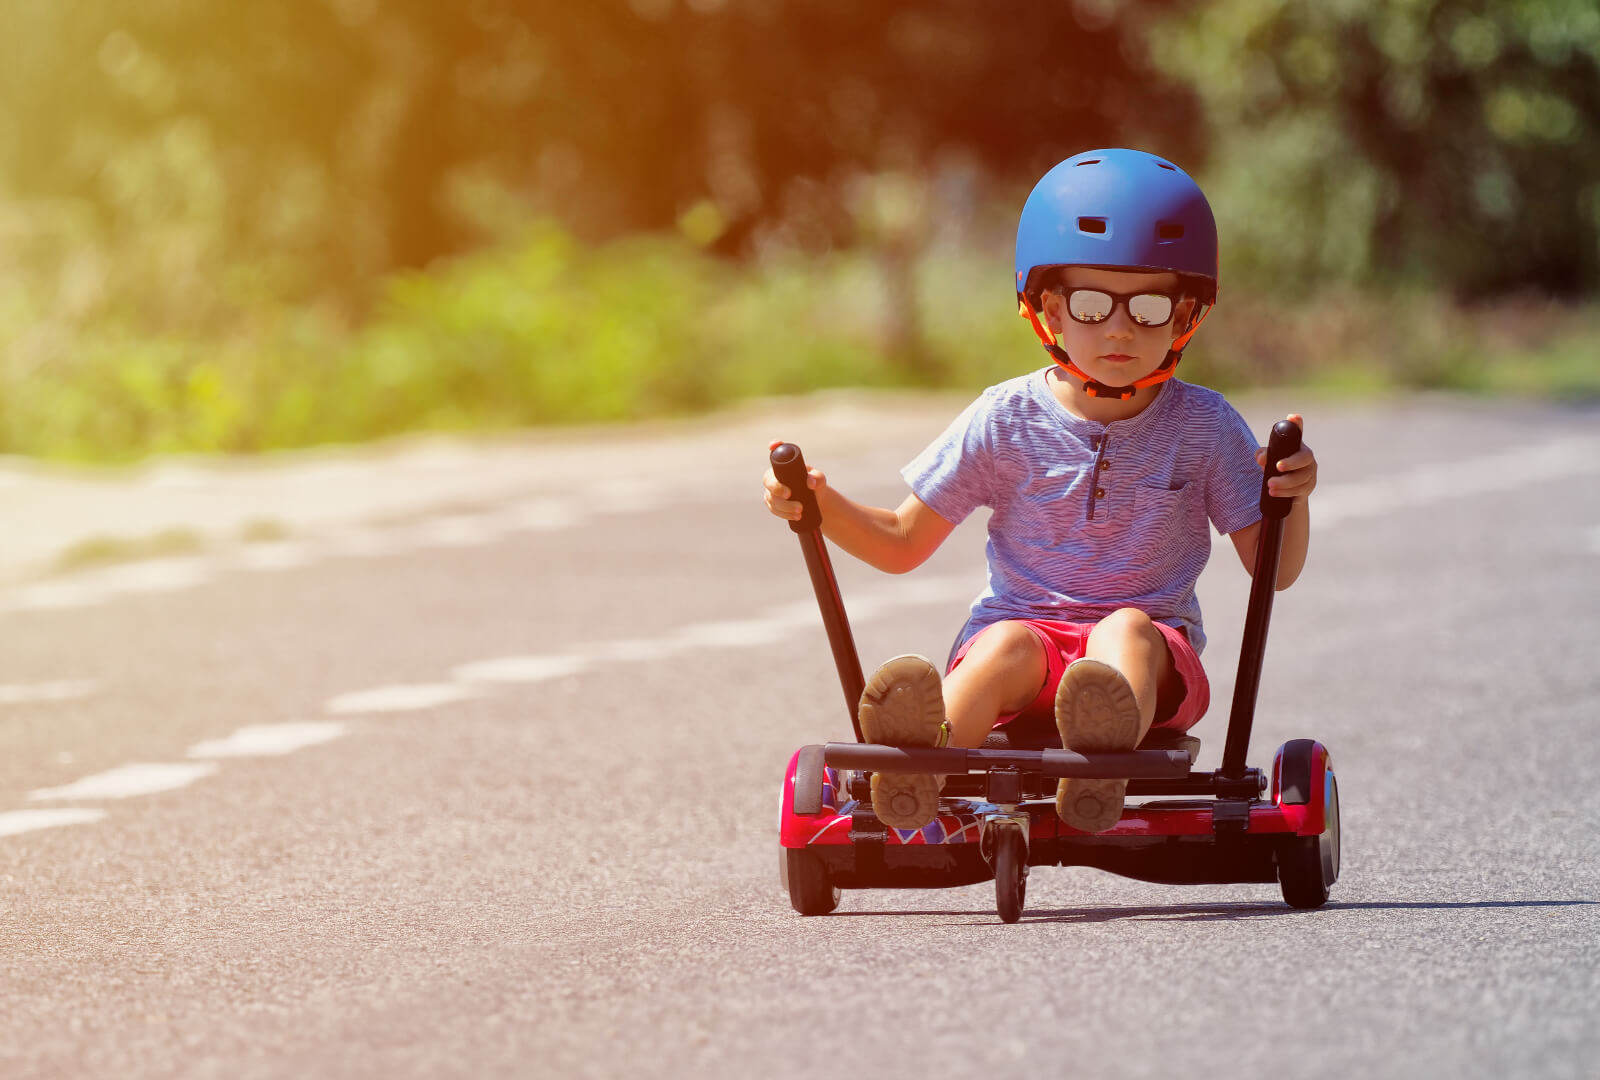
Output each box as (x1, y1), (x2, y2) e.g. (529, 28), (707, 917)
(1095, 607), (1162, 644)
(967, 620), (1045, 666)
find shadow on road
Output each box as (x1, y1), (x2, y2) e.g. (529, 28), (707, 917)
(828, 898), (1597, 925)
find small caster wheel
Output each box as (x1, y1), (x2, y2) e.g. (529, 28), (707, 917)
(782, 847), (840, 916)
(993, 826), (1028, 924)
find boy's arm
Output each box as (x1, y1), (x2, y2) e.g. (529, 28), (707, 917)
(1228, 498), (1310, 590)
(1226, 412), (1317, 590)
(815, 487), (957, 575)
(764, 444), (956, 574)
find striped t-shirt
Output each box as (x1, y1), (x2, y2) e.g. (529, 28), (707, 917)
(903, 368), (1264, 657)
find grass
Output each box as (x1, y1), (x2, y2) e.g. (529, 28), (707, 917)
(54, 527), (206, 572)
(3, 226), (1595, 465)
(238, 518), (290, 543)
(1183, 289), (1600, 401)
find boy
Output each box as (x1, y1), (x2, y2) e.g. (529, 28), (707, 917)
(762, 149), (1318, 833)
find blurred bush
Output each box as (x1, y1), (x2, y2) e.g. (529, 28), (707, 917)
(3, 222), (1594, 461)
(1, 0), (1596, 460)
(1154, 0), (1600, 297)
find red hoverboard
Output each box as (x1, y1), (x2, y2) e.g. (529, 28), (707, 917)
(772, 421), (1339, 922)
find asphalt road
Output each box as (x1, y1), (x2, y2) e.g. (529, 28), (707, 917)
(2, 394), (1598, 1079)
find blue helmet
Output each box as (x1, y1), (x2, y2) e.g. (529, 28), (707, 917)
(1015, 148), (1218, 310)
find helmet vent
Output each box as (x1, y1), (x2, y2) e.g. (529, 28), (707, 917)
(1078, 217), (1108, 234)
(1157, 222), (1185, 240)
(1075, 159), (1101, 166)
(1156, 162), (1177, 171)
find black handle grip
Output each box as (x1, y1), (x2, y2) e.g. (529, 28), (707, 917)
(771, 442), (822, 533)
(1259, 419), (1303, 520)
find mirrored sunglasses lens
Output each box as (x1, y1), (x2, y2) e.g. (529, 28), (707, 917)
(1128, 294), (1173, 326)
(1068, 290), (1113, 322)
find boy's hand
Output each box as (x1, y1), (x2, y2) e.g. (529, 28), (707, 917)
(764, 438), (828, 521)
(1255, 413), (1318, 502)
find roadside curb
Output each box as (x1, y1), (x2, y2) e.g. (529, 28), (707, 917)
(3, 383), (1481, 589)
(0, 389), (974, 586)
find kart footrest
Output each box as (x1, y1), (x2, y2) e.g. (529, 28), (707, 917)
(931, 769), (1263, 802)
(823, 742), (1191, 779)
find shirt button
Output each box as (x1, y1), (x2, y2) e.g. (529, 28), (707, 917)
(1097, 460), (1110, 470)
(1095, 487), (1106, 498)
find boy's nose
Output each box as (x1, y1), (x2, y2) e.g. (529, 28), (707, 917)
(1102, 310), (1136, 338)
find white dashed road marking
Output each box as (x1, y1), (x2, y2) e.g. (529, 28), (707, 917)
(187, 722), (348, 758)
(408, 515), (505, 549)
(319, 436), (1600, 724)
(9, 558), (216, 611)
(94, 557), (216, 594)
(11, 581), (107, 612)
(453, 655), (593, 684)
(0, 493), (605, 614)
(1313, 435), (1600, 527)
(232, 542), (319, 572)
(324, 683), (485, 716)
(319, 526), (412, 559)
(0, 809), (108, 837)
(1, 728), (351, 841)
(8, 434), (1597, 841)
(0, 680), (98, 705)
(6, 434), (1592, 620)
(501, 497), (583, 532)
(28, 762), (218, 801)
(395, 575), (979, 706)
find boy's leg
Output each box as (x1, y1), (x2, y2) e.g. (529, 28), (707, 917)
(858, 655), (948, 830)
(857, 622), (1048, 830)
(1055, 608), (1178, 832)
(941, 621), (1050, 748)
(1081, 607), (1179, 740)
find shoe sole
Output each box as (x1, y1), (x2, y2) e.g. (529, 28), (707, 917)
(1054, 658), (1141, 833)
(858, 655), (945, 831)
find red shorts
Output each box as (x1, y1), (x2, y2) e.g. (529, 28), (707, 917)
(947, 617), (1209, 734)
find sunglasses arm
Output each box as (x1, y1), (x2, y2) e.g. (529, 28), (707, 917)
(1016, 297), (1210, 401)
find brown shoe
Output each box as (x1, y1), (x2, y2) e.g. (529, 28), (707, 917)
(858, 655), (947, 831)
(1053, 658), (1140, 833)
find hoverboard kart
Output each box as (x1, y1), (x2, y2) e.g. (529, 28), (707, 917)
(772, 421), (1339, 922)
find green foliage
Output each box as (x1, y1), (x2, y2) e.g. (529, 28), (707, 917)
(2, 225), (1594, 461)
(2, 1), (1597, 461)
(55, 527), (204, 572)
(0, 223), (931, 458)
(239, 519), (290, 543)
(1180, 287), (1600, 399)
(0, 0), (1198, 293)
(1154, 0), (1600, 296)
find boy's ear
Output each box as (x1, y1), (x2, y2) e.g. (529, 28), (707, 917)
(1039, 290), (1063, 334)
(1173, 295), (1199, 335)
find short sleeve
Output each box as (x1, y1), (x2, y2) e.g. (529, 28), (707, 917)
(900, 390), (996, 525)
(1206, 402), (1264, 535)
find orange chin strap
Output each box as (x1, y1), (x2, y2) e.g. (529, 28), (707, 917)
(1019, 298), (1210, 400)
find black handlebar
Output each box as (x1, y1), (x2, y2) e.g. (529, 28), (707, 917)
(769, 442), (866, 736)
(1220, 417), (1301, 778)
(771, 442), (822, 534)
(1259, 419), (1303, 521)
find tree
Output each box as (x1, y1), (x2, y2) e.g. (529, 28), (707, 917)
(1155, 0), (1600, 296)
(0, 0), (1203, 297)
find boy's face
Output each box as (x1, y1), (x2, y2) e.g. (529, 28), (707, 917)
(1040, 266), (1196, 389)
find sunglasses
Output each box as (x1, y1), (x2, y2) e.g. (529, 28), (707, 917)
(1057, 288), (1177, 328)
